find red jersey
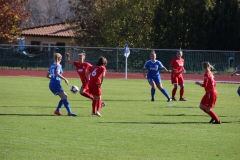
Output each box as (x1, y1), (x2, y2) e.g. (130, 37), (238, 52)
(89, 65), (106, 84)
(73, 61), (92, 84)
(201, 72), (216, 92)
(170, 57), (184, 76)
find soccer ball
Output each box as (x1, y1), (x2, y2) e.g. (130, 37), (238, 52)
(70, 85), (79, 94)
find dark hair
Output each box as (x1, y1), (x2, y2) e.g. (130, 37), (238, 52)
(96, 56), (107, 66)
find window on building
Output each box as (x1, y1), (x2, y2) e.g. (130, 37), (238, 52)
(41, 42), (56, 53)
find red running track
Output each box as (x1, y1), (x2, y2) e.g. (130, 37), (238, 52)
(0, 69), (239, 84)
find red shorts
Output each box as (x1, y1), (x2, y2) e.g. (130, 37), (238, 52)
(171, 74), (184, 85)
(81, 81), (89, 90)
(200, 91), (218, 107)
(89, 83), (102, 96)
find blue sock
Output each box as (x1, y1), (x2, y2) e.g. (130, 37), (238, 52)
(160, 88), (170, 99)
(62, 99), (72, 114)
(56, 100), (63, 111)
(151, 88), (155, 99)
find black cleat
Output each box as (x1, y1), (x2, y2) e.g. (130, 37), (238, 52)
(209, 118), (214, 123)
(212, 121), (221, 124)
(151, 98), (155, 102)
(167, 98), (172, 102)
(172, 97), (177, 101)
(179, 98), (186, 101)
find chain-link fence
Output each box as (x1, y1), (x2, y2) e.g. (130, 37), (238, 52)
(0, 44), (239, 74)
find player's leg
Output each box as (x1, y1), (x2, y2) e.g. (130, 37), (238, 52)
(179, 76), (186, 101)
(50, 84), (64, 116)
(205, 92), (220, 124)
(54, 100), (63, 115)
(148, 78), (156, 101)
(171, 75), (178, 101)
(155, 76), (171, 102)
(80, 83), (94, 100)
(59, 91), (77, 116)
(237, 86), (240, 96)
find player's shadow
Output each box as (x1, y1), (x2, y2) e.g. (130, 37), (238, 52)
(98, 121), (232, 124)
(0, 113), (55, 116)
(148, 114), (228, 118)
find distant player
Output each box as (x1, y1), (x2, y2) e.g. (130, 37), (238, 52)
(195, 62), (220, 124)
(86, 56), (107, 117)
(46, 53), (77, 116)
(230, 65), (240, 96)
(142, 50), (172, 102)
(170, 50), (186, 101)
(66, 52), (106, 107)
(231, 66), (240, 76)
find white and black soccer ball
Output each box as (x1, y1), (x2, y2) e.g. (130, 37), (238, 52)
(70, 85), (79, 94)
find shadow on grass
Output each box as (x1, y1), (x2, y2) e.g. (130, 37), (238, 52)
(0, 113), (56, 116)
(148, 114), (228, 118)
(97, 121), (232, 124)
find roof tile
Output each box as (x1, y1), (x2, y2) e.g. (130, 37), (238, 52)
(21, 23), (75, 37)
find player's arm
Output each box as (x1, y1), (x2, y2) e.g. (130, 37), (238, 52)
(85, 68), (91, 81)
(55, 71), (69, 85)
(66, 53), (74, 65)
(195, 76), (208, 87)
(46, 72), (51, 79)
(182, 67), (186, 73)
(161, 66), (171, 73)
(99, 72), (105, 88)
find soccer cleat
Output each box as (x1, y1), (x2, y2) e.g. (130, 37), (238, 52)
(167, 98), (172, 102)
(179, 98), (186, 101)
(96, 111), (102, 117)
(212, 121), (221, 124)
(54, 110), (62, 116)
(151, 98), (155, 102)
(209, 118), (214, 123)
(172, 97), (177, 101)
(101, 102), (106, 108)
(68, 113), (78, 116)
(91, 113), (96, 115)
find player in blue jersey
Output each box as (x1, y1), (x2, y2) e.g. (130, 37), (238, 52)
(46, 53), (77, 116)
(142, 50), (172, 102)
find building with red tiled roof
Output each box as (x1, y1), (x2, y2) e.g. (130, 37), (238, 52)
(21, 23), (76, 52)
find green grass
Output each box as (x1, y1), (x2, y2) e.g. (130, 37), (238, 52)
(0, 76), (239, 160)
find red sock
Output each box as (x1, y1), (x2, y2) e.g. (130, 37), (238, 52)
(180, 87), (184, 99)
(208, 110), (220, 122)
(172, 88), (177, 98)
(81, 91), (94, 100)
(96, 100), (102, 112)
(92, 100), (97, 113)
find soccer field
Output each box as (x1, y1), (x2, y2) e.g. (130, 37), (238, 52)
(0, 76), (239, 160)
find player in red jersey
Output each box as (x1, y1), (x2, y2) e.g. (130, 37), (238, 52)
(86, 56), (107, 117)
(66, 52), (94, 100)
(170, 50), (186, 101)
(195, 62), (221, 124)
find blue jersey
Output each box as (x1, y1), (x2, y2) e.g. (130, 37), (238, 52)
(48, 63), (64, 95)
(143, 60), (163, 77)
(48, 63), (63, 83)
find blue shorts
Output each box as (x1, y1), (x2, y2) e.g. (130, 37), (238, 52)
(147, 75), (161, 84)
(49, 82), (64, 95)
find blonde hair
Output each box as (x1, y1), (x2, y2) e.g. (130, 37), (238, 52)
(78, 52), (86, 57)
(54, 53), (62, 62)
(202, 61), (215, 74)
(151, 50), (156, 55)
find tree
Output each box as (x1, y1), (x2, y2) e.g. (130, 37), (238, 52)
(23, 0), (75, 27)
(152, 0), (213, 49)
(69, 0), (159, 48)
(206, 0), (240, 50)
(0, 0), (30, 43)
